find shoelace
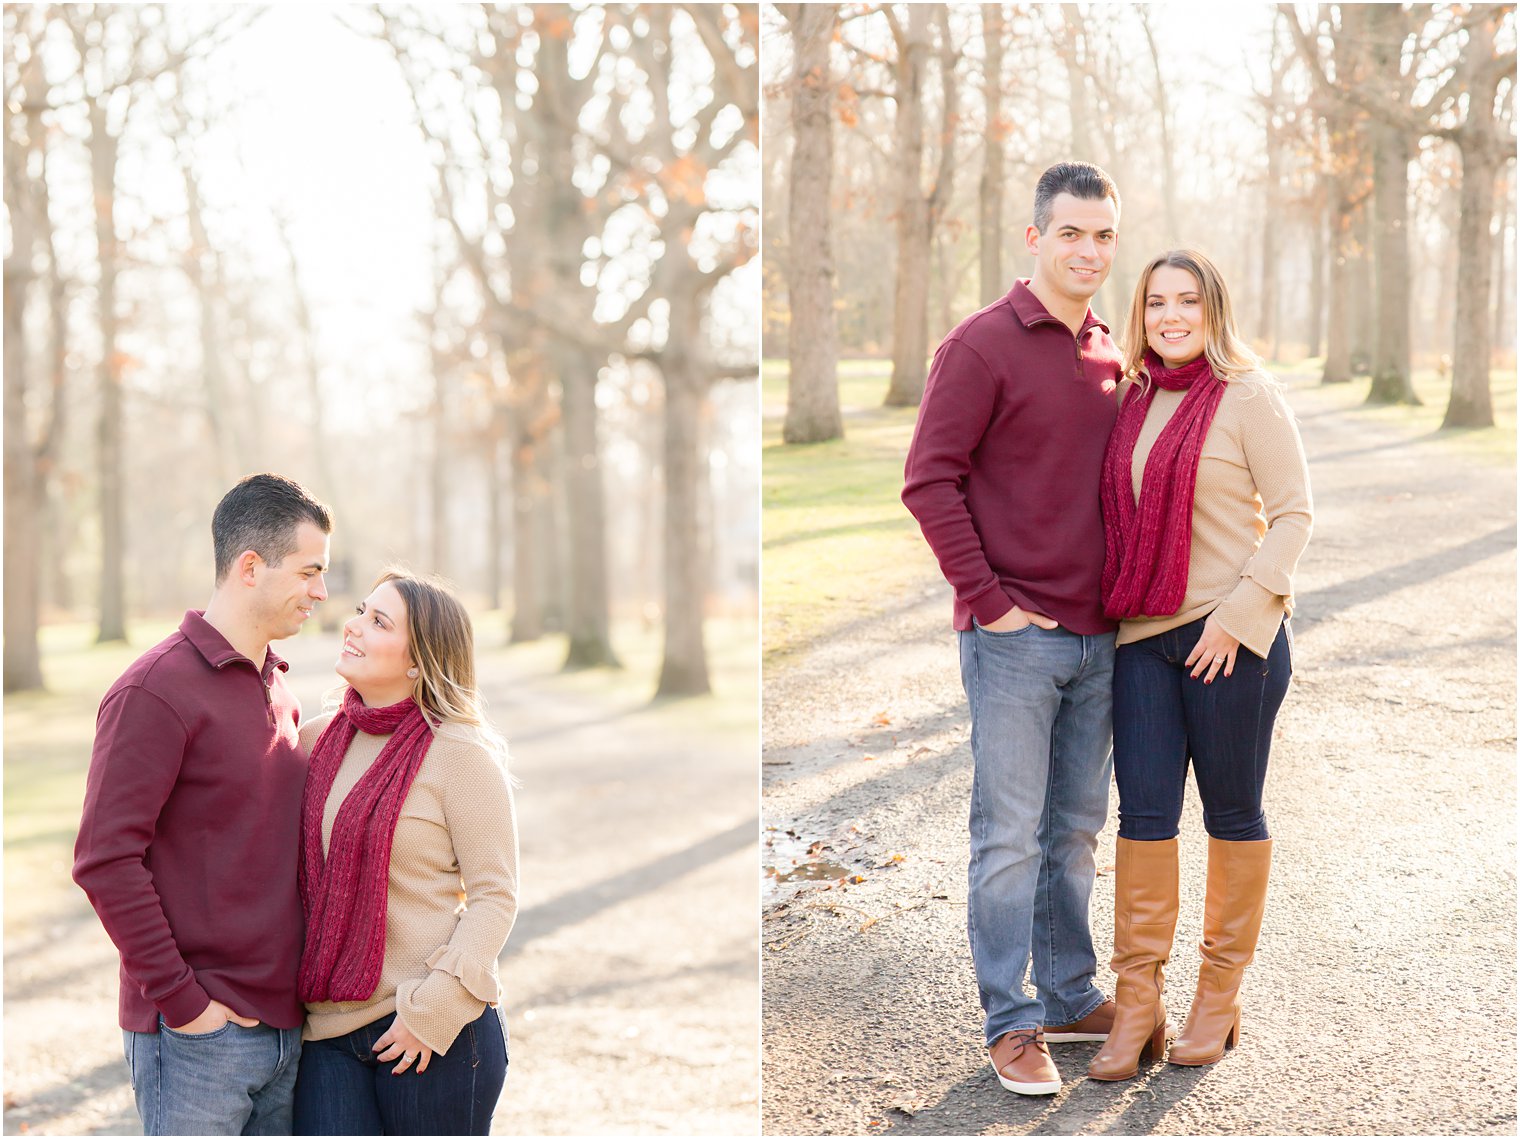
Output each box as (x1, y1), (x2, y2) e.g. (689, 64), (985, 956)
(995, 1028), (1045, 1062)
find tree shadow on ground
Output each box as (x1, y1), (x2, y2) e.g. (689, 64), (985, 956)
(2, 1056), (139, 1136)
(503, 817), (755, 955)
(1293, 523), (1514, 621)
(890, 1053), (1211, 1136)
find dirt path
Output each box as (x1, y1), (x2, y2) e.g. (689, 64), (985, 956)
(4, 643), (759, 1136)
(761, 373), (1516, 1135)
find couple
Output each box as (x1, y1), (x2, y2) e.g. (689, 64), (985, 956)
(73, 474), (518, 1135)
(903, 162), (1313, 1093)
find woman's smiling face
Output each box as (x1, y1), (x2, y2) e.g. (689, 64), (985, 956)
(336, 582), (414, 703)
(1144, 263), (1207, 367)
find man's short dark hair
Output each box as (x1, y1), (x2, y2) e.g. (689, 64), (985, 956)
(212, 474), (332, 583)
(1033, 162), (1121, 234)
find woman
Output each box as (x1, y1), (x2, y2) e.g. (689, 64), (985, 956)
(1087, 250), (1311, 1082)
(292, 571), (518, 1134)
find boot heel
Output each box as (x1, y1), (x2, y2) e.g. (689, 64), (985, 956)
(1139, 1017), (1169, 1063)
(1224, 1010), (1241, 1050)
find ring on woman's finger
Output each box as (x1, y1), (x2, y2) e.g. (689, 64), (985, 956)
(1213, 655), (1226, 663)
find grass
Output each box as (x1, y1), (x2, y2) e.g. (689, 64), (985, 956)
(3, 612), (757, 938)
(1269, 357), (1516, 466)
(762, 358), (940, 666)
(763, 355), (1517, 668)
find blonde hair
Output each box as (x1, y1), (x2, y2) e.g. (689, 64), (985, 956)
(1121, 249), (1265, 390)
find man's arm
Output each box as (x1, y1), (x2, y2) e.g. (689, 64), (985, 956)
(903, 338), (1030, 627)
(73, 685), (213, 1028)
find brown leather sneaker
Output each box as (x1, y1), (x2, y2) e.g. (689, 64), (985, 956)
(988, 1028), (1061, 1095)
(1046, 997), (1115, 1042)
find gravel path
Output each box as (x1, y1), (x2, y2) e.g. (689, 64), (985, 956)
(4, 643), (759, 1136)
(761, 373), (1517, 1136)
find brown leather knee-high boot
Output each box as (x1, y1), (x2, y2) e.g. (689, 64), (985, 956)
(1087, 837), (1179, 1081)
(1168, 837), (1273, 1066)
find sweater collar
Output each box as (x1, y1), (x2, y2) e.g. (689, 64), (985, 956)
(1007, 278), (1110, 337)
(180, 609), (289, 679)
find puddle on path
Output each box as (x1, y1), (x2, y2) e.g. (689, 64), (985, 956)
(763, 827), (855, 901)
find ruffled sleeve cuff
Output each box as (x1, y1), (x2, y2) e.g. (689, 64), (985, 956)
(1239, 552), (1293, 599)
(1212, 576), (1287, 662)
(424, 945), (501, 1004)
(394, 949), (501, 1055)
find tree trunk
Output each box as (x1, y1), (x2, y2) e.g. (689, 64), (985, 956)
(1492, 168), (1512, 354)
(978, 3), (1006, 307)
(1140, 10), (1180, 245)
(90, 108), (127, 644)
(429, 340), (449, 576)
(3, 190), (44, 692)
(1307, 187), (1326, 359)
(1259, 142), (1280, 359)
(556, 343), (618, 667)
(1444, 142), (1499, 428)
(1323, 169), (1354, 384)
(655, 346), (712, 698)
(883, 6), (934, 407)
(1365, 119), (1417, 404)
(486, 408), (504, 613)
(538, 33), (617, 669)
(182, 160), (242, 482)
(1349, 195), (1374, 377)
(508, 401), (544, 643)
(781, 2), (842, 443)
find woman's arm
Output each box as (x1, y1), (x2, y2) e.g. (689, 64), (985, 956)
(1211, 381), (1314, 657)
(394, 734), (519, 1055)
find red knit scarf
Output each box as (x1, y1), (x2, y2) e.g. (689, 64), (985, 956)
(298, 686), (434, 1003)
(1101, 352), (1226, 619)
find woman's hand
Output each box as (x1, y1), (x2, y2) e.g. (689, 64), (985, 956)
(1185, 615), (1240, 683)
(373, 1017), (433, 1075)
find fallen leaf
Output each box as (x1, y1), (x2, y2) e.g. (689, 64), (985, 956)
(872, 712), (892, 726)
(861, 754), (878, 762)
(848, 874), (866, 884)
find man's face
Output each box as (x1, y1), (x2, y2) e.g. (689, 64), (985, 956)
(250, 521), (330, 641)
(1025, 192), (1118, 306)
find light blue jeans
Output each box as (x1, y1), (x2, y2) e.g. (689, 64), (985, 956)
(124, 1016), (302, 1135)
(959, 621), (1115, 1047)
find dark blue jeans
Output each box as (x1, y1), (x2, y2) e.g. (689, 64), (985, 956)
(292, 1008), (508, 1136)
(1113, 617), (1292, 842)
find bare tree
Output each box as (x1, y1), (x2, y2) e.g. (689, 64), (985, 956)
(4, 11), (47, 691)
(883, 4), (960, 408)
(978, 4), (1008, 306)
(1283, 2), (1518, 424)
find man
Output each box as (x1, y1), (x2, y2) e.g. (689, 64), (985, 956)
(74, 473), (332, 1135)
(902, 162), (1125, 1096)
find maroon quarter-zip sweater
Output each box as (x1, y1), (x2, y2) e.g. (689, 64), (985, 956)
(74, 610), (307, 1032)
(903, 279), (1123, 634)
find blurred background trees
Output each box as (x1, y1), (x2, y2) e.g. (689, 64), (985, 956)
(3, 3), (760, 698)
(763, 2), (1516, 431)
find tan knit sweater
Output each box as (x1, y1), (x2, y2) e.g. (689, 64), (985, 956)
(298, 712), (518, 1055)
(1115, 373), (1313, 659)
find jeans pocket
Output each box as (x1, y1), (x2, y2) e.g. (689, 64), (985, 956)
(159, 1014), (235, 1042)
(973, 617), (1036, 639)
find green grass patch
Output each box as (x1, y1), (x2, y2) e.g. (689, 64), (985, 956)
(1270, 360), (1516, 466)
(763, 360), (940, 665)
